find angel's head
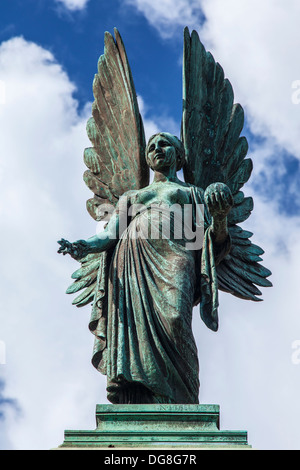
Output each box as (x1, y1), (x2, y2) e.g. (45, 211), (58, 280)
(145, 133), (185, 172)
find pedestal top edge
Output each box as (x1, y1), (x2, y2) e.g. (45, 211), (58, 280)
(95, 404), (220, 413)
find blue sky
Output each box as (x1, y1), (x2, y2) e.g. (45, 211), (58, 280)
(1, 0), (300, 450)
(0, 0), (186, 124)
(1, 0), (299, 214)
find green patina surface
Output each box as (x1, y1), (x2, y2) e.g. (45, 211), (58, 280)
(58, 27), (272, 408)
(56, 27), (272, 449)
(59, 404), (251, 449)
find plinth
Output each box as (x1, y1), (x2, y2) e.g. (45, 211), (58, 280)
(58, 404), (251, 449)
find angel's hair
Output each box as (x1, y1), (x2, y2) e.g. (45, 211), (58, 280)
(146, 132), (185, 171)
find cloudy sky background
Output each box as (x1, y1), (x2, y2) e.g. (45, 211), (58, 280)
(0, 0), (300, 450)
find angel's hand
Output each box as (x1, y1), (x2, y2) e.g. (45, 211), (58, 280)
(204, 183), (233, 219)
(57, 238), (90, 260)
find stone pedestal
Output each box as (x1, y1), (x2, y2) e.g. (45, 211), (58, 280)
(57, 404), (251, 449)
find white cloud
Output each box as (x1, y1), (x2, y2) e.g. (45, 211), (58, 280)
(124, 0), (202, 38)
(55, 0), (90, 11)
(0, 36), (104, 450)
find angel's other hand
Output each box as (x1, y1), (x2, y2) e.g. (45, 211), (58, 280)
(204, 182), (233, 218)
(57, 238), (90, 260)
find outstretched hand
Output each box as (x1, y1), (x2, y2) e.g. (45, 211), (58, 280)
(204, 182), (233, 219)
(57, 238), (90, 260)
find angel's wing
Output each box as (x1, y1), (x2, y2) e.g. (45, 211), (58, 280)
(181, 28), (272, 302)
(67, 28), (149, 308)
(84, 28), (149, 221)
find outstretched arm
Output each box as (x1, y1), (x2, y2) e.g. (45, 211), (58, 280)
(58, 200), (125, 260)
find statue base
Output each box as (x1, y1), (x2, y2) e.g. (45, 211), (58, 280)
(57, 404), (251, 449)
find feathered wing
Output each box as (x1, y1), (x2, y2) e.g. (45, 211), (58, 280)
(181, 27), (272, 304)
(66, 29), (149, 372)
(84, 28), (148, 222)
(67, 28), (148, 306)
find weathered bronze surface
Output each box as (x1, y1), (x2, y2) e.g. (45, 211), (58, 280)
(58, 28), (272, 405)
(59, 404), (251, 449)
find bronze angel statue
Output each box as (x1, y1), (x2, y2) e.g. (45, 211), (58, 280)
(58, 28), (272, 405)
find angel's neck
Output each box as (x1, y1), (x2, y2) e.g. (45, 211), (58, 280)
(153, 170), (179, 183)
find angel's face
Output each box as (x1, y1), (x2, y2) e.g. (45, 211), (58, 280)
(146, 135), (177, 171)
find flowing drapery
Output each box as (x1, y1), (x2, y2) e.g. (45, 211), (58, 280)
(88, 186), (231, 404)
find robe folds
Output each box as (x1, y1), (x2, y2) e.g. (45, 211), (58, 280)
(88, 186), (231, 404)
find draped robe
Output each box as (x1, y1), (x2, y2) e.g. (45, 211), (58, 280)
(88, 185), (231, 404)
